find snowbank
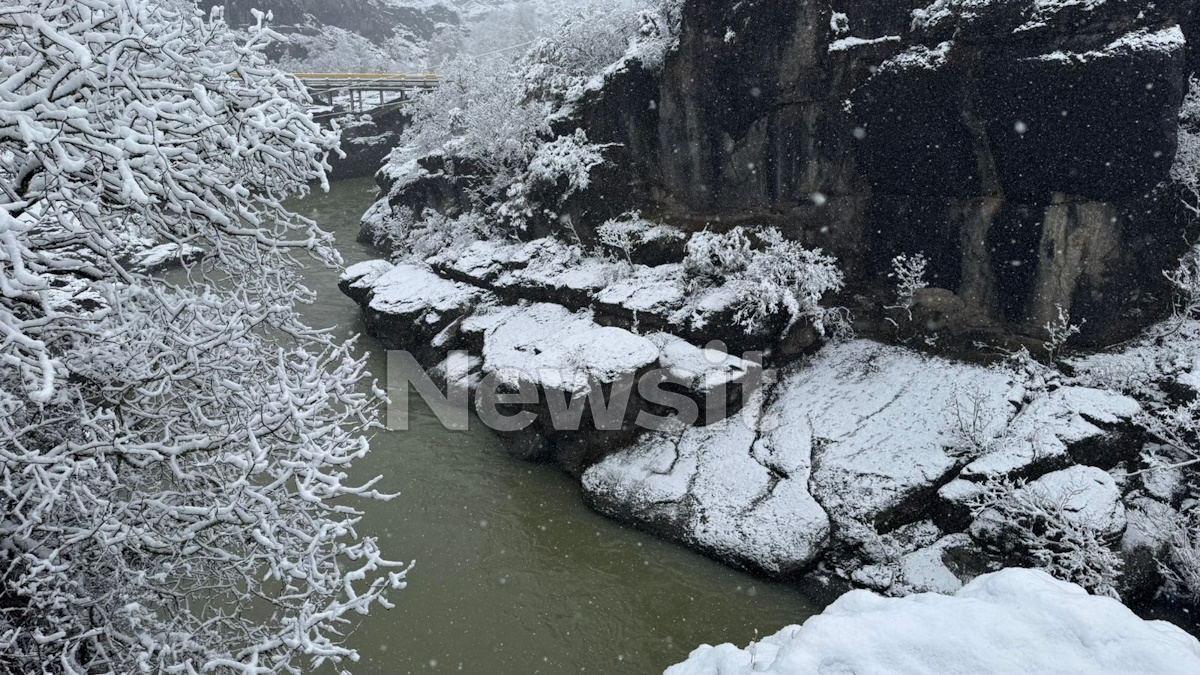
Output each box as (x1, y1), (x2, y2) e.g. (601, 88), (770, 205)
(666, 568), (1200, 675)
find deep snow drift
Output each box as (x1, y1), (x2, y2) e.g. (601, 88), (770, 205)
(665, 568), (1200, 675)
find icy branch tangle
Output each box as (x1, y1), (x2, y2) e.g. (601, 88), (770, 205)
(0, 1), (404, 672)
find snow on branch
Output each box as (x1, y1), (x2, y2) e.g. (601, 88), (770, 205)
(0, 1), (402, 672)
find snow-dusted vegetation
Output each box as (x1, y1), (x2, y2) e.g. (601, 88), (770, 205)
(364, 0), (847, 346)
(0, 2), (403, 672)
(12, 0), (1200, 671)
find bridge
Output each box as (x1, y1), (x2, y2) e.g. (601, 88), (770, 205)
(294, 73), (441, 118)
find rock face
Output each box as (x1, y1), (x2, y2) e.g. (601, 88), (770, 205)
(328, 109), (412, 180)
(571, 0), (1199, 347)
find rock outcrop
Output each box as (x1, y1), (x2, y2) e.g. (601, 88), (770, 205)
(328, 109), (412, 180)
(340, 0), (1200, 610)
(565, 0), (1199, 348)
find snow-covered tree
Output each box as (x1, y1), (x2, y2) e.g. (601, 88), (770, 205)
(0, 1), (403, 672)
(888, 252), (928, 316)
(682, 227), (846, 336)
(378, 0), (682, 239)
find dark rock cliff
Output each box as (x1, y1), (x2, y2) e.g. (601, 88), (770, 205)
(570, 0), (1200, 349)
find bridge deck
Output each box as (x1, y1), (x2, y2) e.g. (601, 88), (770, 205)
(293, 73), (440, 116)
(294, 73), (440, 93)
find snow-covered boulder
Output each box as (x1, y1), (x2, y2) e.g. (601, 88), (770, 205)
(338, 259), (394, 303)
(583, 387), (831, 578)
(892, 533), (978, 595)
(959, 386), (1142, 481)
(648, 332), (755, 425)
(666, 568), (1200, 675)
(480, 303), (660, 396)
(794, 341), (1014, 532)
(583, 339), (1018, 576)
(339, 261), (487, 351)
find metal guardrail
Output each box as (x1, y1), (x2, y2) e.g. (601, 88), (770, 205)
(293, 73), (441, 115)
(294, 73), (441, 91)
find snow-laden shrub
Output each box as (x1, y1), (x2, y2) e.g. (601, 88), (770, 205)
(520, 0), (683, 103)
(888, 252), (929, 314)
(1160, 511), (1200, 601)
(1043, 305), (1084, 361)
(392, 54), (552, 199)
(526, 128), (609, 197)
(683, 228), (846, 336)
(366, 201), (497, 261)
(0, 2), (403, 671)
(683, 228), (755, 281)
(1165, 244), (1200, 323)
(970, 476), (1125, 598)
(597, 211), (684, 262)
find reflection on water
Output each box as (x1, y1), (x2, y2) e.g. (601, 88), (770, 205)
(291, 178), (823, 674)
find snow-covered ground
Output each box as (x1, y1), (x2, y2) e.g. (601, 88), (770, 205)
(666, 568), (1200, 675)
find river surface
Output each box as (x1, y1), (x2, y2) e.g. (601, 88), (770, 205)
(291, 177), (823, 674)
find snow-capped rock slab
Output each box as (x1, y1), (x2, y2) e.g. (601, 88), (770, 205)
(431, 238), (616, 306)
(338, 259), (394, 303)
(894, 533), (977, 595)
(648, 332), (755, 423)
(341, 259), (394, 288)
(790, 341), (1015, 530)
(367, 263), (481, 318)
(583, 387), (830, 578)
(342, 261), (486, 350)
(479, 303), (659, 395)
(960, 386), (1141, 481)
(584, 340), (1022, 576)
(593, 264), (687, 318)
(666, 568), (1200, 675)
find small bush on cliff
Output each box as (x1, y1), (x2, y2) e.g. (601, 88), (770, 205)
(683, 228), (846, 336)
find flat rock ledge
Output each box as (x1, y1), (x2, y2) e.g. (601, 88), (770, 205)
(341, 259), (1151, 591)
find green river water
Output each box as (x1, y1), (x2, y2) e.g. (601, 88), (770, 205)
(293, 177), (823, 674)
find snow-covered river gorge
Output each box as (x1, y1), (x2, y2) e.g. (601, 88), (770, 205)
(294, 177), (826, 674)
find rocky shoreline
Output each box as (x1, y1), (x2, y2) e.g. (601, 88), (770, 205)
(338, 239), (1192, 613)
(337, 0), (1200, 628)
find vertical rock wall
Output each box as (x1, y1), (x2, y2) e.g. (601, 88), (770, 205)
(574, 0), (1200, 347)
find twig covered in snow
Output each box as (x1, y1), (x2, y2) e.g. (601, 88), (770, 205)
(970, 476), (1124, 598)
(887, 252), (929, 318)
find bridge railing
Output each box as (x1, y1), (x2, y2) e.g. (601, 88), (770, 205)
(292, 73), (441, 116)
(294, 74), (441, 90)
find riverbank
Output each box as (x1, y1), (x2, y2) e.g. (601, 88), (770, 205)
(294, 177), (831, 674)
